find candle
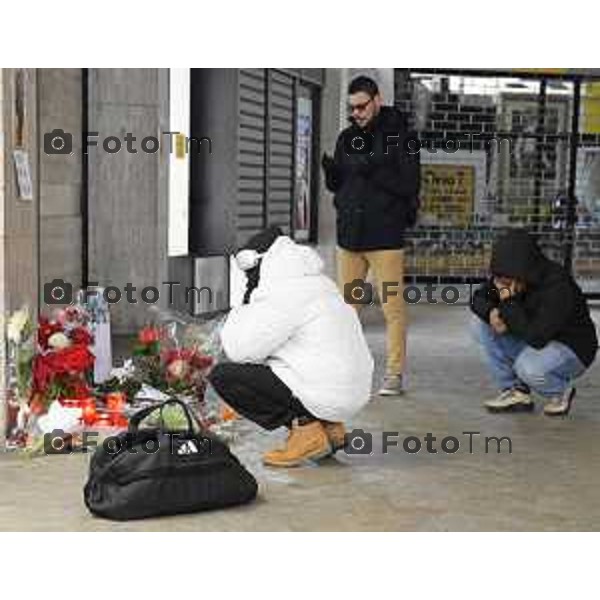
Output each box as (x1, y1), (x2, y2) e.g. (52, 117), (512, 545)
(81, 398), (97, 426)
(106, 392), (126, 413)
(60, 398), (83, 409)
(95, 413), (113, 427)
(113, 415), (129, 428)
(220, 402), (238, 422)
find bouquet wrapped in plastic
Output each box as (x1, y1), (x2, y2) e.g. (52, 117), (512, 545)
(4, 304), (97, 451)
(98, 306), (235, 440)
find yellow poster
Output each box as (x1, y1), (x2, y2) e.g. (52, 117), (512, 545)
(584, 82), (600, 134)
(420, 164), (475, 227)
(512, 68), (568, 75)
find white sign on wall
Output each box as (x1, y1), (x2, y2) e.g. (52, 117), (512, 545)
(168, 69), (191, 257)
(13, 150), (33, 201)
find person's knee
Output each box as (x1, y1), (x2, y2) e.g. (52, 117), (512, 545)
(207, 362), (232, 390)
(514, 354), (548, 388)
(470, 315), (489, 345)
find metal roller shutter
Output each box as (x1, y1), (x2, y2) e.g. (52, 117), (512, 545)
(236, 68), (295, 245)
(237, 68), (267, 244)
(267, 70), (294, 234)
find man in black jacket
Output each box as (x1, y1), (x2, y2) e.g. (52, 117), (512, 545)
(471, 229), (597, 416)
(322, 76), (420, 395)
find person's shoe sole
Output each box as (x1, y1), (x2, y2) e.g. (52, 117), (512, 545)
(544, 388), (577, 417)
(263, 447), (333, 468)
(485, 402), (535, 414)
(378, 388), (405, 396)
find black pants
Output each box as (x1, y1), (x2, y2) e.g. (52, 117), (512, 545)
(208, 362), (316, 430)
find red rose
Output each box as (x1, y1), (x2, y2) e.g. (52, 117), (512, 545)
(139, 326), (161, 345)
(38, 318), (63, 349)
(162, 348), (185, 364)
(65, 305), (84, 322)
(32, 354), (53, 392)
(191, 353), (213, 370)
(53, 344), (95, 374)
(71, 327), (93, 346)
(31, 345), (93, 397)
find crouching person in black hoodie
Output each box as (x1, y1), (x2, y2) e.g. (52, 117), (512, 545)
(471, 229), (598, 416)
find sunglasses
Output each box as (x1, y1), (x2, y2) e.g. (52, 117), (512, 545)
(348, 98), (373, 113)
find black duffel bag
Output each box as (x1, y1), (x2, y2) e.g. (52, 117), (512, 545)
(83, 399), (258, 520)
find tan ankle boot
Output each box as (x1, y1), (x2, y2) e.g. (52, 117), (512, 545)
(263, 421), (331, 468)
(321, 421), (346, 452)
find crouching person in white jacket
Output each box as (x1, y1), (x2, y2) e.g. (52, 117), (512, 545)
(209, 226), (374, 468)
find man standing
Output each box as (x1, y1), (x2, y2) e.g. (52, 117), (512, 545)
(322, 75), (420, 395)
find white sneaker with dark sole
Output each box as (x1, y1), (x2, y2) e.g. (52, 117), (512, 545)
(544, 387), (576, 417)
(378, 375), (405, 396)
(484, 388), (534, 413)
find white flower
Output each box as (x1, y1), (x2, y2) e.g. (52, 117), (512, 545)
(7, 307), (31, 344)
(48, 332), (71, 349)
(110, 359), (135, 383)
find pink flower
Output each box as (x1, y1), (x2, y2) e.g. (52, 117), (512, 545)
(166, 358), (190, 380)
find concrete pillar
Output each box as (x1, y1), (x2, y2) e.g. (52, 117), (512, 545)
(0, 69), (5, 447)
(0, 68), (39, 447)
(38, 69), (83, 302)
(318, 69), (343, 279)
(88, 69), (169, 334)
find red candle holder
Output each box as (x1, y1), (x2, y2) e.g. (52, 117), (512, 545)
(113, 414), (129, 428)
(95, 413), (113, 428)
(29, 394), (47, 416)
(81, 398), (97, 426)
(60, 398), (84, 409)
(106, 392), (126, 413)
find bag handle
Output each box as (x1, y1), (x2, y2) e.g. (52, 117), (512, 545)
(128, 398), (196, 435)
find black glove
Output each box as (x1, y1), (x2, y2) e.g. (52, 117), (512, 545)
(321, 153), (335, 173)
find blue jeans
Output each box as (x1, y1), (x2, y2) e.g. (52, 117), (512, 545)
(471, 317), (586, 398)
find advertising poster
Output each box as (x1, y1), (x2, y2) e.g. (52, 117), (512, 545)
(420, 164), (475, 227)
(294, 96), (312, 241)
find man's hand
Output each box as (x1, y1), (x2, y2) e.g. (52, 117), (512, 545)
(493, 277), (523, 302)
(498, 286), (512, 302)
(321, 153), (334, 173)
(489, 308), (508, 335)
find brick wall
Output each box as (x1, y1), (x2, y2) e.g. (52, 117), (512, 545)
(394, 69), (600, 288)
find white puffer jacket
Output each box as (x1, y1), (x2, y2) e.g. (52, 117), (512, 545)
(220, 236), (374, 422)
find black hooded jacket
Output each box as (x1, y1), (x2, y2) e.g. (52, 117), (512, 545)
(471, 229), (598, 367)
(323, 107), (420, 251)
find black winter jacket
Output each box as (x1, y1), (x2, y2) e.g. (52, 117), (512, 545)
(471, 229), (598, 367)
(323, 107), (420, 251)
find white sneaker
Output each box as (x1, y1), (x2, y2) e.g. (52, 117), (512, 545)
(544, 387), (576, 417)
(378, 374), (405, 396)
(484, 388), (534, 413)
